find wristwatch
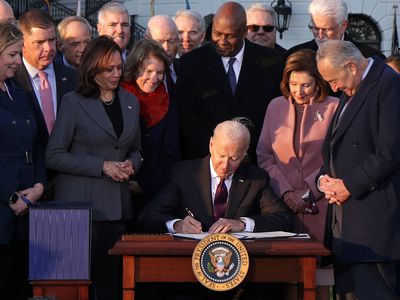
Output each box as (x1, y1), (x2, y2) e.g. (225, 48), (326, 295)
(9, 192), (19, 204)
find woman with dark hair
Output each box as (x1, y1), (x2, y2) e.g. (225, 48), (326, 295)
(46, 36), (141, 300)
(121, 39), (180, 205)
(0, 23), (46, 300)
(385, 53), (400, 74)
(256, 49), (338, 299)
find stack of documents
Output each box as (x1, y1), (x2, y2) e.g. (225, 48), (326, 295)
(173, 231), (310, 240)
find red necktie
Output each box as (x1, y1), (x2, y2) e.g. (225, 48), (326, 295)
(213, 178), (228, 220)
(38, 70), (55, 134)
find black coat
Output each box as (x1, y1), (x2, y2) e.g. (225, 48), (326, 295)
(319, 58), (400, 263)
(176, 39), (284, 163)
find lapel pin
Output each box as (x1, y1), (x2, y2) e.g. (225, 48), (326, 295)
(61, 77), (67, 81)
(128, 105), (132, 110)
(239, 179), (244, 183)
(314, 111), (323, 121)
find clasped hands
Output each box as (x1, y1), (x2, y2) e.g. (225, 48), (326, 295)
(174, 216), (245, 234)
(319, 174), (350, 205)
(9, 183), (44, 215)
(103, 160), (134, 182)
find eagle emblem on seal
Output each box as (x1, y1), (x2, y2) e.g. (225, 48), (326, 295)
(207, 246), (235, 278)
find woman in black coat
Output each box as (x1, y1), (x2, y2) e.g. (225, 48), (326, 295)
(0, 23), (46, 299)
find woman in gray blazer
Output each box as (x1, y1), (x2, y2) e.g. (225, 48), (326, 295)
(46, 36), (142, 300)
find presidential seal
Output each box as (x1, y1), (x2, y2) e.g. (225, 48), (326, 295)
(192, 233), (249, 291)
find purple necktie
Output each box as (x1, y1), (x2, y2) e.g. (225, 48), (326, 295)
(38, 70), (55, 134)
(213, 178), (228, 220)
(227, 57), (236, 94)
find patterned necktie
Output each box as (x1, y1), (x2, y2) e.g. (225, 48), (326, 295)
(227, 57), (237, 94)
(213, 178), (228, 221)
(37, 70), (55, 134)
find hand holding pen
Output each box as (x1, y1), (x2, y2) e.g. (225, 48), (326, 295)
(173, 208), (203, 233)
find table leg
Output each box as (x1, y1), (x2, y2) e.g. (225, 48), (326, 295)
(301, 257), (316, 300)
(123, 255), (135, 300)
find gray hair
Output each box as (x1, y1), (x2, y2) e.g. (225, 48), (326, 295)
(213, 119), (251, 150)
(98, 2), (130, 25)
(146, 15), (178, 38)
(173, 9), (205, 33)
(316, 40), (363, 67)
(57, 16), (91, 41)
(309, 0), (348, 25)
(246, 3), (276, 26)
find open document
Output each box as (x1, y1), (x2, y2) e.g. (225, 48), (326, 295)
(173, 231), (310, 240)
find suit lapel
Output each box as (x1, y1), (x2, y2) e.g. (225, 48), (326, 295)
(225, 165), (249, 218)
(118, 89), (136, 143)
(194, 157), (214, 218)
(79, 96), (118, 140)
(0, 80), (29, 116)
(15, 64), (48, 138)
(332, 60), (381, 143)
(205, 45), (233, 101)
(234, 41), (257, 102)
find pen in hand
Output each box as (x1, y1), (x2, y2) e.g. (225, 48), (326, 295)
(185, 208), (203, 233)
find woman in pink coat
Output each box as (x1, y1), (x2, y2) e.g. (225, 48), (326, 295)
(257, 49), (338, 299)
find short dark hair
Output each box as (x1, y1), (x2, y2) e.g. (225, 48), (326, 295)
(280, 49), (328, 102)
(77, 36), (122, 98)
(124, 39), (169, 81)
(18, 9), (55, 35)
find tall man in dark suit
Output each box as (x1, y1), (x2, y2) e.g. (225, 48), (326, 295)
(287, 0), (385, 59)
(316, 40), (400, 299)
(176, 2), (284, 163)
(139, 119), (292, 234)
(15, 9), (77, 145)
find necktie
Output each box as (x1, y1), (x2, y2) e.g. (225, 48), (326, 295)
(213, 178), (228, 220)
(37, 70), (55, 134)
(166, 67), (176, 99)
(227, 57), (237, 94)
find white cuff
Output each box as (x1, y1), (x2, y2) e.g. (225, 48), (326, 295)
(241, 217), (255, 232)
(166, 218), (181, 233)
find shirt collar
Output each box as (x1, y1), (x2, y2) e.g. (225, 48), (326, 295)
(209, 157), (233, 181)
(23, 57), (55, 79)
(362, 57), (374, 80)
(62, 55), (77, 70)
(220, 40), (245, 66)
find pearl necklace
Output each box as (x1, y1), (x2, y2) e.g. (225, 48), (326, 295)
(100, 92), (115, 106)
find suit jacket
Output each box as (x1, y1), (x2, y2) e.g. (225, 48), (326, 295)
(319, 57), (400, 263)
(176, 39), (284, 163)
(0, 79), (46, 244)
(45, 88), (142, 221)
(257, 95), (338, 241)
(138, 156), (293, 233)
(14, 60), (77, 145)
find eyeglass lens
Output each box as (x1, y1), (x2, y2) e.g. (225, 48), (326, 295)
(247, 25), (275, 33)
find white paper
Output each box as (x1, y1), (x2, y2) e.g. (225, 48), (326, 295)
(172, 231), (310, 240)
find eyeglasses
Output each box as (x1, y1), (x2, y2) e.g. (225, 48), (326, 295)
(308, 21), (344, 36)
(9, 24), (23, 40)
(247, 24), (275, 33)
(153, 38), (179, 46)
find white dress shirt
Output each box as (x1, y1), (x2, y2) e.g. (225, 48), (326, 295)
(220, 41), (245, 83)
(166, 158), (255, 233)
(23, 58), (58, 115)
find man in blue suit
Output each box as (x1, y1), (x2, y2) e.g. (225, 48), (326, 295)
(316, 40), (400, 300)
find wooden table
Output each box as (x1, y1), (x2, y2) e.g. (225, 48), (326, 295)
(109, 234), (330, 300)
